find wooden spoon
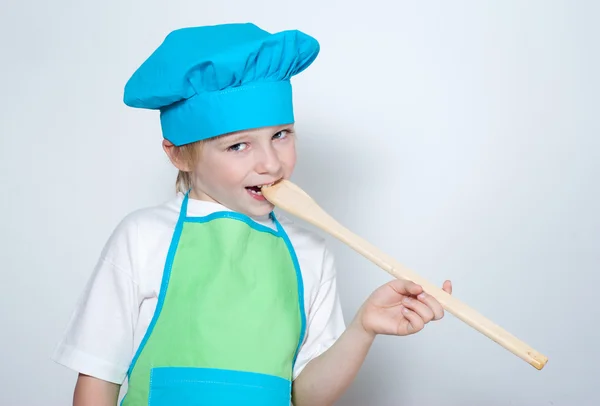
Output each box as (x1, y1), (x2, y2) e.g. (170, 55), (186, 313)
(262, 179), (548, 370)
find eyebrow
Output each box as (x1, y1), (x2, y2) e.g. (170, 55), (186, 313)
(216, 133), (248, 146)
(215, 125), (292, 146)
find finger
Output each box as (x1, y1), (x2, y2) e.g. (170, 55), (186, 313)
(388, 279), (423, 296)
(416, 292), (444, 320)
(443, 280), (452, 294)
(403, 296), (435, 322)
(400, 305), (425, 334)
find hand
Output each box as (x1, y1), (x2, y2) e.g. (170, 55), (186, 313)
(355, 279), (452, 338)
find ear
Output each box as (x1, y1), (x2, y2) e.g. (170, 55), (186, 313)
(162, 139), (191, 171)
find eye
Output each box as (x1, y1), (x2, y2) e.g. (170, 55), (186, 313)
(228, 142), (248, 152)
(273, 129), (291, 140)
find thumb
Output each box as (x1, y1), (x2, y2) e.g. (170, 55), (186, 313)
(442, 280), (452, 294)
(388, 278), (423, 296)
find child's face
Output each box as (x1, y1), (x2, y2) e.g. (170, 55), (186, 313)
(189, 124), (296, 217)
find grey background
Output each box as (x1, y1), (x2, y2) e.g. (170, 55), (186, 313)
(1, 0), (598, 405)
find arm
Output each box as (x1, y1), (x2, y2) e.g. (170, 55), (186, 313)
(291, 316), (374, 406)
(292, 279), (453, 406)
(52, 218), (140, 405)
(73, 374), (120, 406)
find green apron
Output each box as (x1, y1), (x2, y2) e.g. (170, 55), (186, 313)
(121, 193), (306, 405)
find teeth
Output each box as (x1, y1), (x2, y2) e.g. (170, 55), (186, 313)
(257, 183), (274, 189)
(248, 189), (262, 196)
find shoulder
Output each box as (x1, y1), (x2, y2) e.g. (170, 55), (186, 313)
(275, 212), (324, 242)
(103, 197), (180, 248)
(120, 194), (183, 229)
(275, 212), (337, 283)
(98, 195), (183, 280)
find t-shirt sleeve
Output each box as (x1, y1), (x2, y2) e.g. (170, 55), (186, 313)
(51, 219), (139, 384)
(292, 247), (346, 380)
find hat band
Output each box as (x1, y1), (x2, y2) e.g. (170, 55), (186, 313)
(160, 80), (294, 146)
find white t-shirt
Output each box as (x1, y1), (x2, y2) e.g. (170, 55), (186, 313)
(52, 193), (346, 392)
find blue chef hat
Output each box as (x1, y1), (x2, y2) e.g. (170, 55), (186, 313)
(123, 23), (320, 146)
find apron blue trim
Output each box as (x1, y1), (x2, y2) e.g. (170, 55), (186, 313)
(123, 192), (307, 401)
(184, 211), (281, 237)
(124, 193), (190, 381)
(148, 366), (292, 406)
(273, 215), (307, 368)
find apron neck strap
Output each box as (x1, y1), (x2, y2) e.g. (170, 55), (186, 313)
(180, 190), (279, 230)
(179, 190), (191, 221)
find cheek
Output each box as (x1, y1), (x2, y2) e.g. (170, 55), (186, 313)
(211, 160), (248, 187)
(285, 152), (296, 171)
(195, 157), (239, 189)
(279, 143), (297, 171)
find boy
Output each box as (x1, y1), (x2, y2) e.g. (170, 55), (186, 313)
(53, 23), (452, 406)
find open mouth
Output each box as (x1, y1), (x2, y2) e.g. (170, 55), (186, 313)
(245, 180), (279, 197)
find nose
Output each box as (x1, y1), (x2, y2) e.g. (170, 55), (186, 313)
(254, 144), (283, 176)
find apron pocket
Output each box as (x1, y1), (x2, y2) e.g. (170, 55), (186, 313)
(148, 366), (292, 406)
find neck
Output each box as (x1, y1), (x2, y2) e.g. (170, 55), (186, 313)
(184, 190), (274, 224)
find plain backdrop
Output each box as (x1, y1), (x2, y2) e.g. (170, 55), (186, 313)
(1, 0), (598, 405)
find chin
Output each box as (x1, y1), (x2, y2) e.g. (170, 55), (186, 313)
(243, 202), (275, 218)
(249, 205), (274, 218)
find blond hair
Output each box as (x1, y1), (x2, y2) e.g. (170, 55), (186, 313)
(173, 140), (205, 193)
